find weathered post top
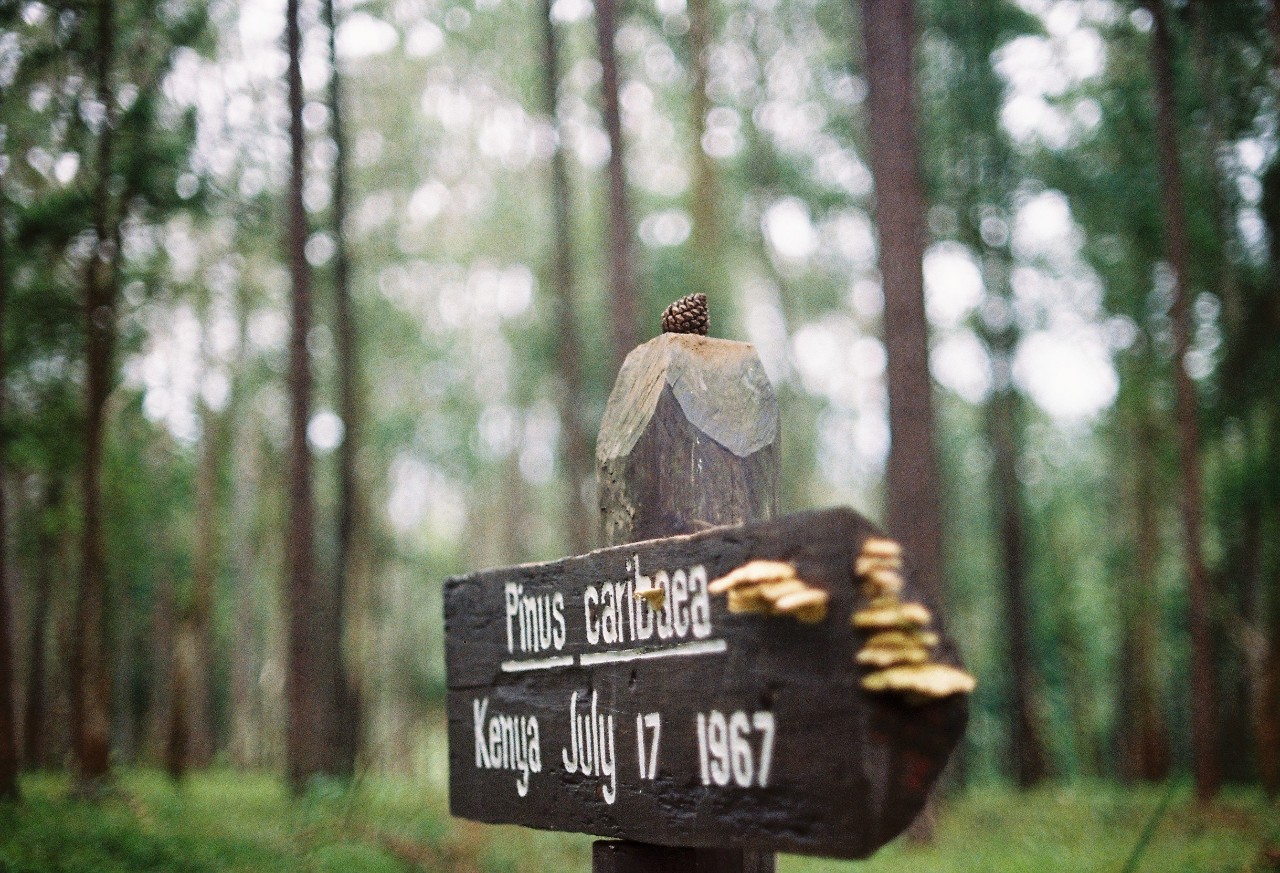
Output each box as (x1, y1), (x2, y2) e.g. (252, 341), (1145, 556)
(597, 333), (779, 546)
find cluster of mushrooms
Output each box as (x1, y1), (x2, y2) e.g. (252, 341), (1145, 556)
(691, 536), (974, 703)
(850, 536), (975, 702)
(706, 559), (830, 623)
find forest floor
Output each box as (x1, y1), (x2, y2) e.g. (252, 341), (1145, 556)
(0, 770), (1274, 872)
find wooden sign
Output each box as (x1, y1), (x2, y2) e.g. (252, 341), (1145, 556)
(444, 506), (969, 860)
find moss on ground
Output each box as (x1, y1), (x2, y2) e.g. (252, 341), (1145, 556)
(0, 771), (1272, 872)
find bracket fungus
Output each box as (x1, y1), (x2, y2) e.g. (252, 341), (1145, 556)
(850, 536), (975, 703)
(709, 559), (829, 623)
(860, 663), (977, 701)
(633, 586), (666, 612)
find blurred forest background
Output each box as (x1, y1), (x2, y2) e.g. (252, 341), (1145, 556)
(0, 0), (1278, 864)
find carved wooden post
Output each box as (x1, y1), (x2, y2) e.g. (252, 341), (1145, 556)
(594, 329), (779, 873)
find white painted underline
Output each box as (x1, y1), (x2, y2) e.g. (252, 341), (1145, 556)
(579, 639), (728, 666)
(501, 655), (576, 673)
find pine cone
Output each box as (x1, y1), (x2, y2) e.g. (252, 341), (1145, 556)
(661, 293), (710, 336)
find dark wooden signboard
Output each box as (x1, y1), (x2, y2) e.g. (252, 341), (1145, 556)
(444, 507), (968, 860)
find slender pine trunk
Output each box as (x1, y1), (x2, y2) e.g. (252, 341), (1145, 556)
(1125, 416), (1172, 780)
(985, 367), (1048, 786)
(228, 291), (260, 770)
(539, 0), (592, 554)
(188, 386), (218, 768)
(686, 0), (722, 303)
(858, 0), (945, 839)
(1145, 0), (1219, 802)
(595, 0), (641, 367)
(323, 0), (359, 775)
(145, 568), (176, 763)
(284, 0), (327, 790)
(858, 0), (944, 606)
(1259, 410), (1280, 798)
(72, 0), (117, 793)
(22, 483), (57, 769)
(0, 133), (19, 800)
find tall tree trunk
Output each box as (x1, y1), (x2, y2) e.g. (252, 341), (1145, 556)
(686, 0), (722, 303)
(285, 0), (331, 791)
(23, 482), (58, 769)
(1120, 415), (1172, 781)
(145, 569), (177, 763)
(1145, 0), (1218, 802)
(109, 580), (135, 764)
(595, 0), (641, 367)
(188, 381), (219, 768)
(858, 0), (945, 838)
(1259, 411), (1280, 798)
(985, 355), (1048, 786)
(165, 621), (193, 782)
(323, 0), (359, 776)
(228, 300), (261, 770)
(539, 0), (592, 554)
(1190, 1), (1241, 332)
(71, 0), (117, 793)
(0, 147), (18, 800)
(859, 0), (944, 606)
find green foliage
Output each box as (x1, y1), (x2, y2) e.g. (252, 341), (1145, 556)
(0, 771), (1271, 873)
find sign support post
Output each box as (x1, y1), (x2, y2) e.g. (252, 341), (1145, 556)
(593, 331), (780, 873)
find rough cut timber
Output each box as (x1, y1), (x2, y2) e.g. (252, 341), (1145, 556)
(597, 333), (779, 546)
(597, 330), (776, 873)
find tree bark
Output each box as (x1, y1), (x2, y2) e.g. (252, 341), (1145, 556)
(1121, 415), (1172, 781)
(1145, 0), (1219, 802)
(322, 0), (359, 777)
(22, 482), (58, 769)
(858, 0), (943, 605)
(285, 0), (331, 791)
(0, 143), (19, 800)
(145, 569), (177, 764)
(985, 372), (1048, 786)
(188, 380), (219, 769)
(539, 0), (592, 554)
(686, 0), (722, 303)
(228, 289), (261, 770)
(858, 0), (946, 838)
(71, 0), (117, 793)
(1259, 411), (1280, 798)
(595, 0), (642, 370)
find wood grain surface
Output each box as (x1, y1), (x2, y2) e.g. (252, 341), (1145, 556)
(444, 508), (967, 859)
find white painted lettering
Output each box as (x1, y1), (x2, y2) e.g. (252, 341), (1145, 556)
(552, 592), (566, 650)
(671, 569), (690, 637)
(471, 696), (542, 796)
(584, 588), (600, 645)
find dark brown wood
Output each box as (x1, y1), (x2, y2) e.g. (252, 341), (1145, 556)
(22, 483), (57, 768)
(593, 842), (774, 873)
(72, 0), (117, 793)
(597, 335), (779, 546)
(594, 0), (641, 371)
(540, 0), (593, 555)
(284, 0), (333, 791)
(323, 0), (360, 777)
(0, 136), (17, 800)
(686, 0), (723, 305)
(190, 349), (219, 768)
(444, 508), (967, 859)
(859, 0), (944, 610)
(597, 333), (775, 870)
(1145, 0), (1218, 802)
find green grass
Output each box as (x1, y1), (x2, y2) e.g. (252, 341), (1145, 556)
(0, 772), (1273, 872)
